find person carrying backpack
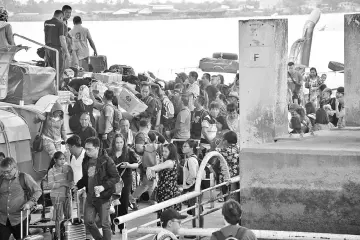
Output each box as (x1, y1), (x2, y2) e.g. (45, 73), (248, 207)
(90, 89), (121, 149)
(211, 200), (257, 240)
(0, 157), (42, 240)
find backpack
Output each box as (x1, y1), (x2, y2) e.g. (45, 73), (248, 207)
(0, 172), (32, 202)
(162, 95), (174, 119)
(101, 103), (122, 132)
(212, 227), (248, 240)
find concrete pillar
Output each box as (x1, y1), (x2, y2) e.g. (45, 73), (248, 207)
(344, 14), (360, 127)
(239, 19), (288, 148)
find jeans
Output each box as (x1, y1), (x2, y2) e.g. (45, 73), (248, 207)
(0, 218), (27, 240)
(131, 175), (156, 201)
(110, 175), (132, 230)
(84, 199), (111, 240)
(43, 138), (62, 158)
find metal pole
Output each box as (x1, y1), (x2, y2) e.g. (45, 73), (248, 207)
(196, 194), (202, 240)
(209, 172), (215, 209)
(13, 34), (59, 95)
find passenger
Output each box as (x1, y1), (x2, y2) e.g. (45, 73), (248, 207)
(44, 10), (70, 89)
(0, 157), (42, 240)
(210, 200), (257, 240)
(169, 83), (184, 118)
(287, 62), (304, 106)
(107, 134), (139, 235)
(76, 112), (97, 148)
(165, 94), (191, 140)
(304, 67), (322, 103)
(68, 85), (95, 132)
(175, 72), (188, 85)
(130, 118), (154, 211)
(0, 7), (15, 47)
(47, 151), (74, 240)
(35, 102), (67, 158)
(186, 71), (200, 112)
(191, 95), (208, 140)
(305, 102), (316, 127)
(91, 89), (117, 149)
(215, 92), (227, 118)
(296, 107), (311, 134)
(70, 16), (97, 71)
(217, 131), (239, 202)
(200, 73), (214, 108)
(146, 143), (182, 218)
(313, 107), (332, 131)
(61, 5), (73, 69)
(321, 88), (339, 127)
(0, 151), (5, 161)
(74, 137), (120, 240)
(201, 101), (219, 155)
(316, 83), (327, 107)
(154, 208), (187, 240)
(229, 73), (239, 96)
(335, 87), (345, 128)
(137, 82), (161, 130)
(225, 102), (239, 139)
(119, 119), (135, 147)
(182, 139), (204, 228)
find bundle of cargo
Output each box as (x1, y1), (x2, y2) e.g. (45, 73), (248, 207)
(94, 72), (122, 85)
(109, 64), (135, 76)
(90, 55), (108, 73)
(199, 52), (239, 74)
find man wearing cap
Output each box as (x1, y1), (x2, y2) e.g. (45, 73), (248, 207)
(155, 208), (187, 240)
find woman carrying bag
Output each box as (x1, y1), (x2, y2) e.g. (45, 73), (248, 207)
(107, 133), (139, 234)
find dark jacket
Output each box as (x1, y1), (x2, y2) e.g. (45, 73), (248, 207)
(76, 149), (120, 201)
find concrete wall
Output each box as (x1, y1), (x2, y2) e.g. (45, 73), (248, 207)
(238, 19), (288, 149)
(344, 14), (360, 126)
(240, 131), (360, 234)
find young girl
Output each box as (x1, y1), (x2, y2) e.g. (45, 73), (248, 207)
(47, 151), (74, 240)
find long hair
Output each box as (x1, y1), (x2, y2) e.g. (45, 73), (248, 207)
(47, 151), (65, 173)
(164, 143), (179, 162)
(110, 133), (128, 165)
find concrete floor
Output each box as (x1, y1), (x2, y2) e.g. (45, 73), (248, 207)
(25, 190), (225, 240)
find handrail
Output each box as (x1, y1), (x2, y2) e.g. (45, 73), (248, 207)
(113, 151), (231, 226)
(13, 33), (59, 95)
(138, 227), (360, 240)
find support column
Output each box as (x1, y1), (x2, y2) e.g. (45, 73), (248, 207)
(344, 14), (360, 126)
(239, 19), (288, 149)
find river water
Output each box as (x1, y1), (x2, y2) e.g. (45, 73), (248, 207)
(12, 13), (345, 86)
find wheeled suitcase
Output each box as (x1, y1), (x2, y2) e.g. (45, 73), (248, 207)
(60, 191), (86, 240)
(89, 55), (107, 73)
(20, 210), (44, 240)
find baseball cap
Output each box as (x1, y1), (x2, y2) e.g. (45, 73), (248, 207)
(176, 72), (188, 82)
(160, 208), (187, 224)
(337, 86), (344, 94)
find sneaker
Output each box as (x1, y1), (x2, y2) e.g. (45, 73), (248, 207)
(131, 202), (139, 211)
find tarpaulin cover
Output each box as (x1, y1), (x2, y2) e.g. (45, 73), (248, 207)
(199, 57), (239, 74)
(2, 62), (56, 105)
(0, 46), (18, 100)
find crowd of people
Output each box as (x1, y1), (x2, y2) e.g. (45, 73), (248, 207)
(287, 62), (345, 134)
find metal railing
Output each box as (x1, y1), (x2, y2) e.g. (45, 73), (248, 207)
(137, 227), (360, 240)
(13, 34), (60, 94)
(113, 151), (233, 240)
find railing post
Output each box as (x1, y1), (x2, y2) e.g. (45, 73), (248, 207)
(196, 194), (202, 240)
(122, 223), (128, 240)
(209, 173), (215, 209)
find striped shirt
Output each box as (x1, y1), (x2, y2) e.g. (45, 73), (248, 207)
(48, 164), (74, 198)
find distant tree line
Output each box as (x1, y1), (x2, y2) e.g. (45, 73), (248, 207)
(0, 0), (258, 14)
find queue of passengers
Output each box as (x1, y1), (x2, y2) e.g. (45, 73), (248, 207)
(0, 69), (241, 240)
(287, 62), (345, 134)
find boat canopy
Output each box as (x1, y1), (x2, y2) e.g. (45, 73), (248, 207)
(0, 109), (31, 144)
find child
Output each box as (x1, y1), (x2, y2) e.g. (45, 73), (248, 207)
(47, 151), (74, 240)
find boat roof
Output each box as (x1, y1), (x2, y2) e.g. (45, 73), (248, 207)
(0, 109), (31, 143)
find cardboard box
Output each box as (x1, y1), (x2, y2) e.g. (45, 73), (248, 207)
(117, 87), (148, 116)
(94, 72), (122, 84)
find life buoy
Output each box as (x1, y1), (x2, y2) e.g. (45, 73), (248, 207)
(212, 52), (238, 60)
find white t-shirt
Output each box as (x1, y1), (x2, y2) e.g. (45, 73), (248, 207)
(69, 25), (91, 60)
(70, 148), (86, 184)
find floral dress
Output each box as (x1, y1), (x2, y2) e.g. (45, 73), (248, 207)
(156, 160), (182, 211)
(217, 144), (240, 182)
